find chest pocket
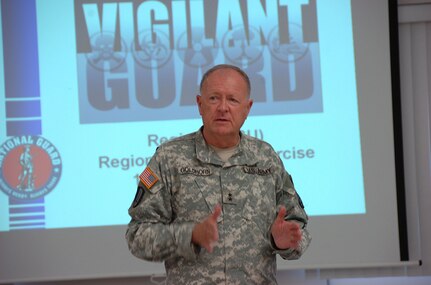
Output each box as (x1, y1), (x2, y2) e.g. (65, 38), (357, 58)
(240, 167), (276, 233)
(172, 168), (221, 222)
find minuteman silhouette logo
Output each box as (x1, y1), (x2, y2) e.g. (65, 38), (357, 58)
(0, 136), (62, 200)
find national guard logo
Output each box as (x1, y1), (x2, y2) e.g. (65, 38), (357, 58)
(0, 136), (62, 200)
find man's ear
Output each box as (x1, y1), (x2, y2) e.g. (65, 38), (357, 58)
(247, 99), (253, 114)
(196, 95), (203, 115)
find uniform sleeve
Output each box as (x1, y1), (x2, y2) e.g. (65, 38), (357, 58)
(270, 157), (311, 260)
(125, 150), (199, 262)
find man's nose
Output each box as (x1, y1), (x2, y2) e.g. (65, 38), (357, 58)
(217, 98), (228, 111)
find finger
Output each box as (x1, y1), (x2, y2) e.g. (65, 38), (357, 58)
(290, 231), (301, 241)
(207, 223), (218, 242)
(276, 206), (286, 221)
(293, 234), (302, 248)
(284, 220), (300, 229)
(204, 236), (218, 253)
(211, 204), (222, 222)
(209, 241), (216, 252)
(204, 243), (213, 253)
(290, 227), (302, 241)
(293, 239), (301, 249)
(288, 224), (301, 238)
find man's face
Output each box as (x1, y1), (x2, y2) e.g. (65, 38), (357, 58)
(197, 68), (253, 146)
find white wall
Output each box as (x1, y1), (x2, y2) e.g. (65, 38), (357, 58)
(398, 0), (431, 277)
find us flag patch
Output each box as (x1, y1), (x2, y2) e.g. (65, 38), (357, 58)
(139, 167), (159, 189)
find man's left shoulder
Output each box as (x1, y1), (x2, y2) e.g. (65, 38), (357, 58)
(241, 132), (275, 152)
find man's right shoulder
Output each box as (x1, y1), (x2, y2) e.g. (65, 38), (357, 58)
(156, 132), (197, 155)
(162, 132), (195, 146)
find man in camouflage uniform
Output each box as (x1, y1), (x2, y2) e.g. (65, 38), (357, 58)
(126, 64), (311, 285)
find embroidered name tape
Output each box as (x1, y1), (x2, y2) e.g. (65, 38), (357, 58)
(178, 166), (211, 176)
(243, 166), (272, 175)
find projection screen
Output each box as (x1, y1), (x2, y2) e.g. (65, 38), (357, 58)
(0, 0), (408, 282)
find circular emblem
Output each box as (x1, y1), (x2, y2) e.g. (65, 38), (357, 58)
(0, 136), (62, 200)
(85, 32), (127, 71)
(176, 27), (219, 68)
(132, 29), (172, 69)
(222, 25), (263, 66)
(268, 23), (309, 63)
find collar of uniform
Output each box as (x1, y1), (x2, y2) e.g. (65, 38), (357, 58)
(194, 128), (258, 167)
(195, 128), (223, 166)
(228, 131), (259, 166)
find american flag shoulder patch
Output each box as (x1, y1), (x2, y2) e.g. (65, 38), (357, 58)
(139, 167), (159, 189)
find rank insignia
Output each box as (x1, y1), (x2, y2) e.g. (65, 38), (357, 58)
(139, 167), (159, 189)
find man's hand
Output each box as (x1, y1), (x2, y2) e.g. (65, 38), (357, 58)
(192, 204), (222, 253)
(271, 206), (302, 250)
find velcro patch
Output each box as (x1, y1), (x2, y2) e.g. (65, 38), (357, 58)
(139, 167), (159, 189)
(132, 186), (144, 208)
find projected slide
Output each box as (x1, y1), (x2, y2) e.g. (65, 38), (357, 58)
(0, 0), (364, 232)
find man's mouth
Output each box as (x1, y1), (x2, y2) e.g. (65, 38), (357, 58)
(215, 118), (229, 122)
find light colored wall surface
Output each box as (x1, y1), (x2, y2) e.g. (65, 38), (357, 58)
(398, 1), (431, 278)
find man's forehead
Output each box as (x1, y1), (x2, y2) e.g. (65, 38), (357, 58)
(203, 69), (248, 90)
(206, 68), (244, 80)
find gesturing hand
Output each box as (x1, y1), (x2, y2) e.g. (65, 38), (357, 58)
(271, 206), (302, 250)
(191, 204), (222, 253)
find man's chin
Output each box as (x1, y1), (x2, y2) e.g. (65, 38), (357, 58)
(206, 125), (229, 134)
